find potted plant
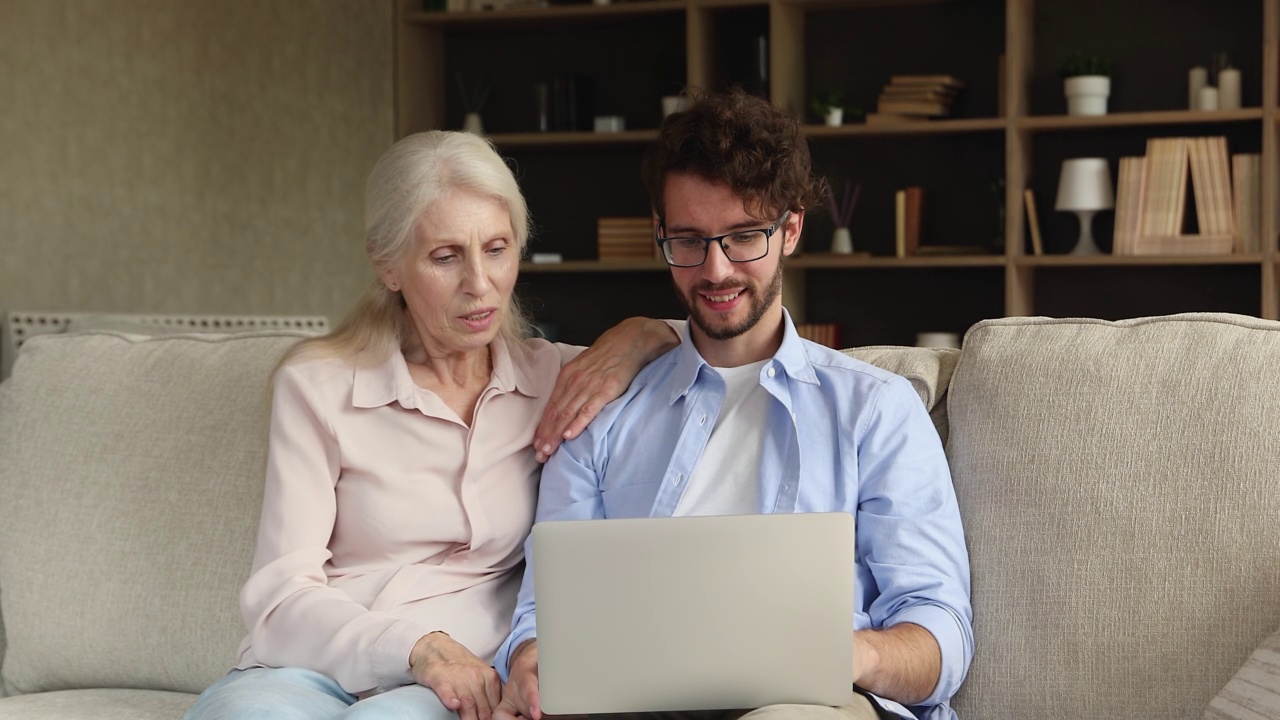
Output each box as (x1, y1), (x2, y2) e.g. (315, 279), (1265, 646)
(810, 89), (846, 127)
(1060, 52), (1114, 116)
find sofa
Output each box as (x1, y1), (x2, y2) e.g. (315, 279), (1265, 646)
(0, 313), (1277, 719)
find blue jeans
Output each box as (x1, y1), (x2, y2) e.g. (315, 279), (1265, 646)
(184, 667), (458, 720)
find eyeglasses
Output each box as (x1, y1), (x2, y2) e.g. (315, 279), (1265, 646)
(655, 212), (790, 268)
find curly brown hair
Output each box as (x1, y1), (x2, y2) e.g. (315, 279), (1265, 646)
(642, 88), (826, 223)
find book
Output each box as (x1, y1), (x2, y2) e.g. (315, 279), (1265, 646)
(598, 217), (659, 261)
(1023, 188), (1044, 256)
(877, 98), (951, 116)
(1112, 156), (1145, 255)
(1139, 137), (1190, 239)
(895, 187), (923, 257)
(1233, 153), (1261, 253)
(888, 74), (965, 89)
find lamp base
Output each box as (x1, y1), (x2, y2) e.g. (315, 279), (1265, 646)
(1069, 210), (1102, 255)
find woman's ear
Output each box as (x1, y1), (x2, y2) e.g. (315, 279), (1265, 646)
(378, 264), (401, 293)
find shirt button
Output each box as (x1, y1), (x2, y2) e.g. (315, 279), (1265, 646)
(784, 484), (790, 491)
(791, 412), (797, 421)
(767, 367), (776, 378)
(699, 414), (707, 426)
(674, 473), (683, 485)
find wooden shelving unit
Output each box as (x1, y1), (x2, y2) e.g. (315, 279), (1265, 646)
(397, 0), (1280, 346)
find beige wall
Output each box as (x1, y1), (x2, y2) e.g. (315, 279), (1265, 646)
(0, 0), (394, 323)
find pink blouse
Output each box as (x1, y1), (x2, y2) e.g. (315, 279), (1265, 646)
(235, 337), (580, 694)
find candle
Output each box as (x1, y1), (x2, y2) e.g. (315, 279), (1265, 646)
(1189, 66), (1208, 110)
(1219, 67), (1241, 110)
(1199, 85), (1220, 111)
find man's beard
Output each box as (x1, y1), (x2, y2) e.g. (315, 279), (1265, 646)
(675, 259), (784, 341)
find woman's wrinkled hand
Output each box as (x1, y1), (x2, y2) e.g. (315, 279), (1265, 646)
(533, 318), (679, 462)
(410, 632), (503, 720)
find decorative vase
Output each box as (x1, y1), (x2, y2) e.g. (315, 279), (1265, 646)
(831, 227), (853, 254)
(463, 112), (484, 135)
(824, 107), (844, 127)
(1064, 76), (1110, 116)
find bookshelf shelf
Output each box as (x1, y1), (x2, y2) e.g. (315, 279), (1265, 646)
(488, 130), (660, 147)
(804, 118), (1006, 138)
(520, 260), (667, 273)
(398, 0), (1280, 346)
(1015, 254), (1264, 268)
(1017, 109), (1264, 132)
(404, 2), (687, 26)
(792, 254), (1007, 269)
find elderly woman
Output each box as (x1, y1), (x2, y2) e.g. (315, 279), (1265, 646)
(184, 131), (678, 720)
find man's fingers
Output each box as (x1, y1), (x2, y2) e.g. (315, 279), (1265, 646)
(493, 696), (521, 720)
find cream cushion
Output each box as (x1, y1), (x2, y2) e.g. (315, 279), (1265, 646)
(1204, 626), (1280, 720)
(0, 330), (306, 698)
(946, 314), (1280, 720)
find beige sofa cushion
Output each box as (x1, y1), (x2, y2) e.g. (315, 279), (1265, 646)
(1203, 626), (1280, 720)
(0, 330), (306, 697)
(0, 688), (195, 720)
(947, 314), (1280, 720)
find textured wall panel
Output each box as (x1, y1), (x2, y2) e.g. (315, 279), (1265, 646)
(0, 0), (394, 322)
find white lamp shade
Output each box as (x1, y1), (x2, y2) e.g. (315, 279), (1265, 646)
(1055, 157), (1115, 211)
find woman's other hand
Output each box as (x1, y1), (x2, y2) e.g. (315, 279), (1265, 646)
(410, 632), (503, 720)
(533, 318), (680, 462)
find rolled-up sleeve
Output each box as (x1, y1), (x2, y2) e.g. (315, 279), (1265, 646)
(854, 376), (973, 707)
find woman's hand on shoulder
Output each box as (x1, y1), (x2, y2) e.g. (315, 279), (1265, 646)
(533, 318), (679, 462)
(410, 632), (503, 720)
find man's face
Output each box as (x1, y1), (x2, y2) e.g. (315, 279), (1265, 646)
(661, 172), (800, 343)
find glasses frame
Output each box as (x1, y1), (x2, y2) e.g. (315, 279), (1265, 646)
(655, 211), (791, 268)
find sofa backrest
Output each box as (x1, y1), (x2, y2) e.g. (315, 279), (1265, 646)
(946, 314), (1280, 720)
(0, 329), (308, 697)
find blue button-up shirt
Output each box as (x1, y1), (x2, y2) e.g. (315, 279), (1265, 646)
(497, 313), (973, 720)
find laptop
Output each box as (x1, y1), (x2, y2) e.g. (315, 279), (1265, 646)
(531, 512), (854, 715)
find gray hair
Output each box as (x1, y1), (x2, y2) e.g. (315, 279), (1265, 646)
(286, 131), (533, 367)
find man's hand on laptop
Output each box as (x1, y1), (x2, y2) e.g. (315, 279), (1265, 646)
(410, 631), (503, 720)
(496, 639), (555, 720)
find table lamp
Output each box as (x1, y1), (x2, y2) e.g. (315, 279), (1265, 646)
(1055, 158), (1114, 255)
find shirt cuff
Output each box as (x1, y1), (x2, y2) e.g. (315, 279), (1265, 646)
(888, 603), (971, 708)
(371, 619), (438, 691)
(495, 625), (537, 682)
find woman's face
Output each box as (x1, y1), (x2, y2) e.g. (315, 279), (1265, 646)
(382, 188), (519, 358)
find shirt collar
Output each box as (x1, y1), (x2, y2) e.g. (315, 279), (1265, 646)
(666, 308), (820, 405)
(351, 336), (540, 410)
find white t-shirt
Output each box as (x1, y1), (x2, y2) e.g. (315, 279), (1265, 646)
(674, 359), (769, 516)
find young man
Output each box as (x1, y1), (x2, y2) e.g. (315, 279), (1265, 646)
(495, 89), (973, 720)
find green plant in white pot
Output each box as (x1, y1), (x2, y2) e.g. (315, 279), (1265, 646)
(810, 89), (846, 126)
(1061, 52), (1114, 116)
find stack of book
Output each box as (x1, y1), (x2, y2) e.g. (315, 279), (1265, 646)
(1112, 136), (1256, 255)
(867, 75), (964, 125)
(795, 323), (841, 349)
(597, 217), (660, 262)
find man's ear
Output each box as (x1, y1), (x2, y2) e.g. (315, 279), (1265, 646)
(782, 210), (805, 256)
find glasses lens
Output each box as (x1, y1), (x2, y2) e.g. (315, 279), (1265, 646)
(665, 238), (707, 266)
(722, 230), (769, 262)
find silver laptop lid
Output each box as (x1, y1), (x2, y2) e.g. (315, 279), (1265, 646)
(532, 512), (854, 715)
